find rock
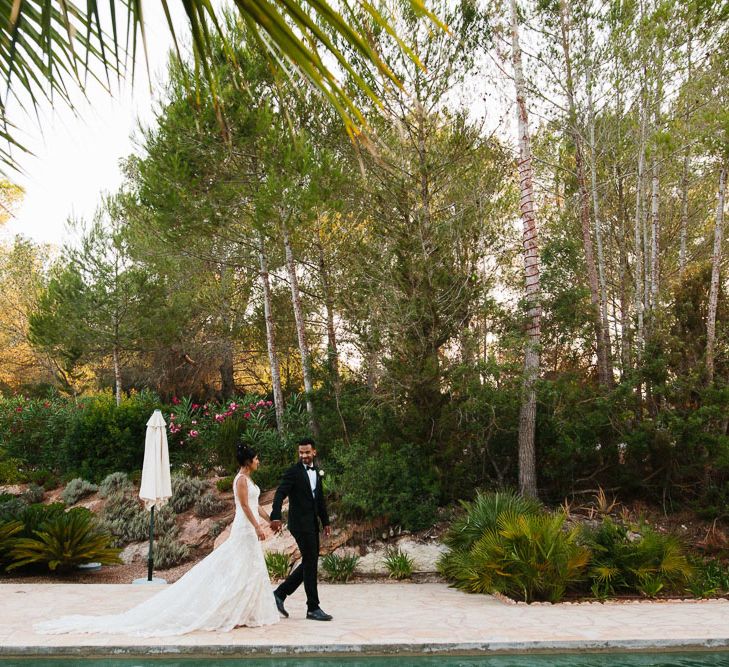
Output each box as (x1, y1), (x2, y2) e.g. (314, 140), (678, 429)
(213, 525), (231, 549)
(395, 537), (448, 573)
(78, 498), (104, 513)
(120, 542), (148, 565)
(355, 538), (448, 575)
(0, 484), (25, 496)
(356, 549), (389, 575)
(179, 517), (215, 547)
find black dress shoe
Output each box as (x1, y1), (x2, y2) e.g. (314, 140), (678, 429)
(306, 608), (333, 621)
(274, 593), (289, 618)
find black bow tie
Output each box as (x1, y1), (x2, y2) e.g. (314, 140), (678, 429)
(305, 465), (314, 470)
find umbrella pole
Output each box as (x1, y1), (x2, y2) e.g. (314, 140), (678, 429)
(147, 505), (155, 582)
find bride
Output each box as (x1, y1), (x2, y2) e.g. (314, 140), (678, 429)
(36, 444), (281, 636)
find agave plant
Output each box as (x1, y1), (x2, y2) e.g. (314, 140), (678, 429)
(7, 507), (122, 573)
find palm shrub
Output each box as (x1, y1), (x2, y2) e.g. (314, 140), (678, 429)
(442, 489), (543, 553)
(169, 475), (208, 513)
(61, 478), (99, 505)
(0, 520), (22, 569)
(581, 518), (693, 598)
(7, 508), (122, 573)
(15, 503), (66, 538)
(439, 489), (543, 579)
(441, 511), (590, 603)
(321, 553), (360, 582)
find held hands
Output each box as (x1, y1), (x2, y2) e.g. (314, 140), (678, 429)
(270, 520), (283, 534)
(256, 525), (267, 541)
(323, 525), (331, 538)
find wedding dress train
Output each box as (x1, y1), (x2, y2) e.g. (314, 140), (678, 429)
(35, 472), (279, 636)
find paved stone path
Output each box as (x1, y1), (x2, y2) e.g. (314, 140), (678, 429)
(1, 583), (729, 657)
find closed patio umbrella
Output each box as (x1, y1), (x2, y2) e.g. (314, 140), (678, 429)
(135, 409), (172, 584)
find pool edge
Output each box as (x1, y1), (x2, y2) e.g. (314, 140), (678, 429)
(3, 638), (729, 659)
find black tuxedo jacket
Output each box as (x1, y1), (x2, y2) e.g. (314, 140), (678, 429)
(271, 462), (329, 534)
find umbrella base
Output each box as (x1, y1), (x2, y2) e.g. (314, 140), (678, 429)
(132, 577), (167, 585)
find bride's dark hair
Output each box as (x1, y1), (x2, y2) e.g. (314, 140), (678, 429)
(236, 443), (257, 467)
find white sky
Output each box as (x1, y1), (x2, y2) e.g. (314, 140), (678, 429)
(3, 3), (188, 248)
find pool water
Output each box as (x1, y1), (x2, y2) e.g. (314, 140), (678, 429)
(1, 654), (729, 667)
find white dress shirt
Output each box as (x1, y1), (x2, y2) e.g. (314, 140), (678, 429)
(305, 465), (317, 496)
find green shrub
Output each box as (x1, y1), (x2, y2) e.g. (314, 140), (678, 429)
(100, 493), (176, 546)
(98, 472), (132, 498)
(61, 478), (99, 505)
(0, 448), (25, 484)
(58, 391), (160, 480)
(28, 469), (60, 491)
(321, 552), (360, 582)
(216, 476), (234, 493)
(581, 518), (693, 598)
(331, 440), (439, 531)
(686, 557), (729, 598)
(7, 507), (122, 573)
(153, 534), (190, 569)
(0, 495), (26, 521)
(194, 491), (225, 518)
(265, 551), (292, 580)
(169, 475), (207, 513)
(440, 511), (590, 603)
(22, 484), (45, 505)
(382, 548), (414, 580)
(209, 519), (230, 540)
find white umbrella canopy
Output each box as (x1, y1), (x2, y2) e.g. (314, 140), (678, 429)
(139, 409), (172, 510)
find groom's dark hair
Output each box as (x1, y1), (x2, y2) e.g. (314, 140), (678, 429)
(297, 437), (316, 448)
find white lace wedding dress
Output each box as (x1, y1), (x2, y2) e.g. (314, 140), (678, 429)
(35, 473), (279, 636)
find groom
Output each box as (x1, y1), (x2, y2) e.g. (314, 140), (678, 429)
(270, 437), (332, 621)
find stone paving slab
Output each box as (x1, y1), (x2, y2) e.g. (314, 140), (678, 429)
(1, 583), (729, 658)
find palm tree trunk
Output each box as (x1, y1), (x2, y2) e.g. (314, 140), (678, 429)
(706, 166), (726, 385)
(511, 0), (540, 499)
(258, 234), (285, 433)
(282, 222), (319, 436)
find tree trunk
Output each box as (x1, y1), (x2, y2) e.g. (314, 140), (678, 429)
(559, 0), (612, 388)
(316, 223), (340, 394)
(282, 221), (319, 437)
(649, 155), (660, 310)
(113, 345), (122, 407)
(219, 339), (235, 398)
(706, 167), (726, 385)
(587, 61), (612, 386)
(511, 0), (540, 499)
(679, 34), (692, 280)
(258, 234), (285, 433)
